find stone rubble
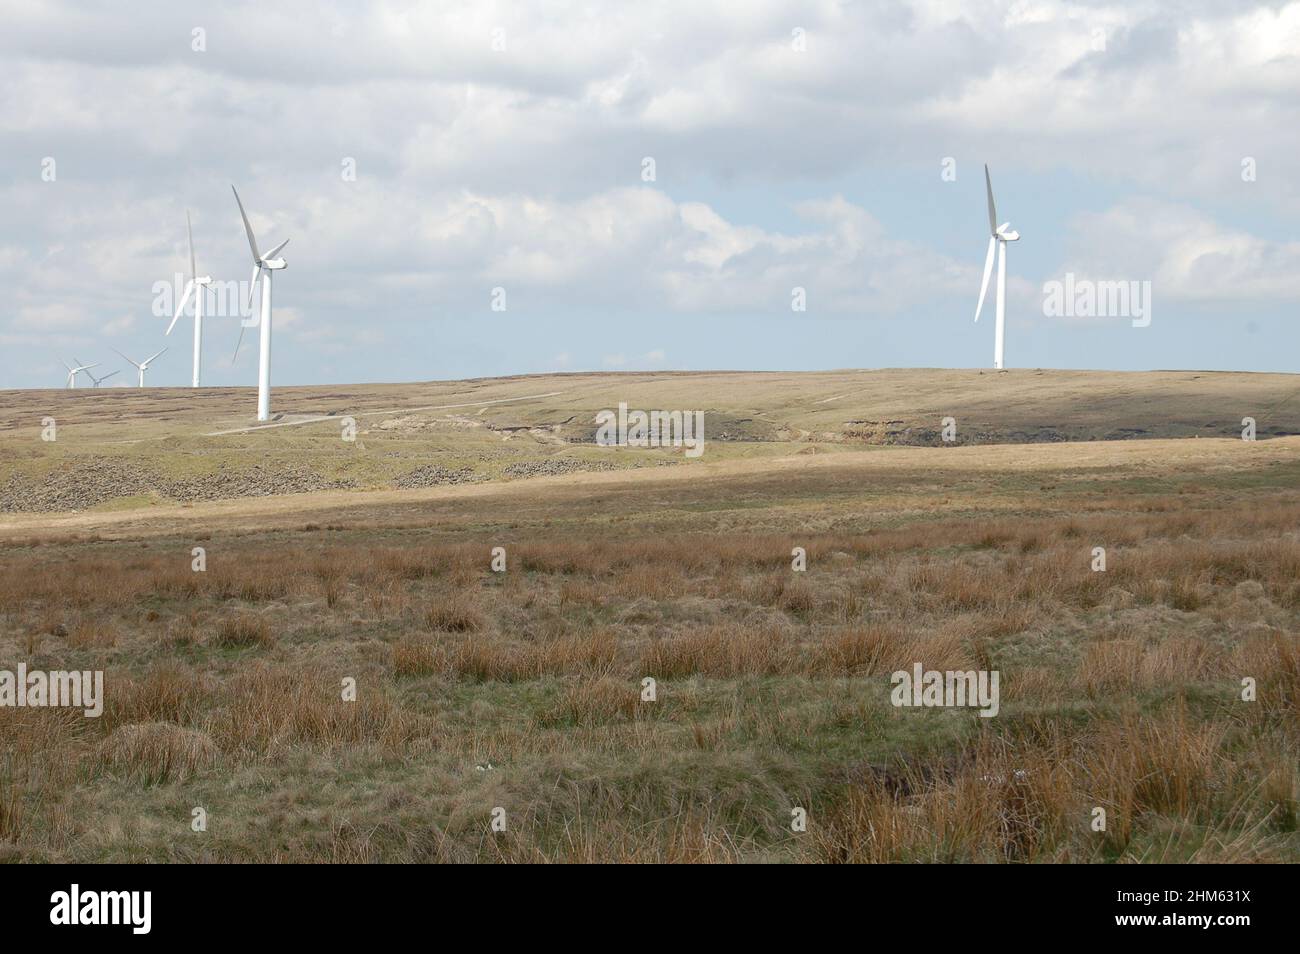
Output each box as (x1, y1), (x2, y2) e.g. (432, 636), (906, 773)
(0, 458), (358, 513)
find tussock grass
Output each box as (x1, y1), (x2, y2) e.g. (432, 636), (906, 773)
(98, 722), (217, 784)
(214, 615), (273, 649)
(425, 594), (485, 633)
(537, 677), (640, 727)
(643, 624), (792, 678)
(444, 630), (618, 682)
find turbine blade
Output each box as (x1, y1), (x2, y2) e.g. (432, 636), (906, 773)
(167, 281), (195, 335)
(232, 323), (246, 364)
(186, 209), (197, 279)
(246, 264), (263, 313)
(984, 164), (997, 236)
(145, 347), (168, 365)
(232, 185), (261, 262)
(112, 347), (141, 369)
(263, 238), (290, 260)
(974, 236), (996, 322)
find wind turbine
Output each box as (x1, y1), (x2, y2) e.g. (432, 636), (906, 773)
(165, 211), (213, 387)
(61, 359), (99, 389)
(231, 185), (289, 422)
(973, 164), (1020, 371)
(113, 347), (168, 387)
(86, 368), (120, 388)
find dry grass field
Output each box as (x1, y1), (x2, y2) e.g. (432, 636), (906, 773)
(1, 369), (1298, 862)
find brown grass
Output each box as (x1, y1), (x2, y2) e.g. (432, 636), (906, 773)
(426, 594), (485, 633)
(642, 624), (792, 678)
(98, 722), (218, 784)
(214, 615), (274, 649)
(538, 677), (640, 727)
(0, 437), (1297, 862)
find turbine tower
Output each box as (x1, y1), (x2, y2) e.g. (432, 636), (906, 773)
(165, 211), (213, 387)
(113, 347), (167, 387)
(231, 185), (289, 422)
(61, 359), (99, 389)
(973, 164), (1020, 370)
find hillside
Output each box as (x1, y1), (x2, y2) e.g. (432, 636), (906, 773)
(2, 368), (1297, 516)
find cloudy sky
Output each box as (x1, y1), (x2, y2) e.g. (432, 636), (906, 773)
(3, 0), (1298, 389)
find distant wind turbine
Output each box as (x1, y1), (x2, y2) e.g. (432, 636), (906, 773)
(230, 185), (289, 422)
(165, 211), (214, 387)
(973, 164), (1020, 370)
(113, 347), (167, 387)
(61, 359), (99, 389)
(86, 368), (120, 388)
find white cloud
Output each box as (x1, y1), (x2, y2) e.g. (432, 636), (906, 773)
(2, 2), (1297, 197)
(1056, 199), (1300, 303)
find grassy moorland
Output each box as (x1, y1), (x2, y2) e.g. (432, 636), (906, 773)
(2, 368), (1298, 515)
(0, 370), (1298, 862)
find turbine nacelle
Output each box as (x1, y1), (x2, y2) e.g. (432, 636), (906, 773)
(996, 223), (1020, 242)
(244, 256), (288, 313)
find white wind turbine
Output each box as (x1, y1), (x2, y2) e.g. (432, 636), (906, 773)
(61, 359), (99, 389)
(113, 347), (168, 387)
(231, 185), (289, 422)
(86, 368), (120, 388)
(973, 164), (1020, 370)
(165, 211), (214, 388)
